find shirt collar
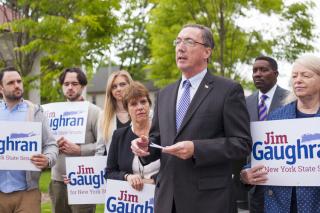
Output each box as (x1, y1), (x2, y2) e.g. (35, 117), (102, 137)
(181, 68), (207, 88)
(0, 99), (28, 111)
(258, 84), (277, 100)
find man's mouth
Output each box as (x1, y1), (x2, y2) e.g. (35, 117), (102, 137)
(177, 56), (187, 61)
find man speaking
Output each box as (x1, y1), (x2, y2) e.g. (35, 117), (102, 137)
(131, 24), (252, 213)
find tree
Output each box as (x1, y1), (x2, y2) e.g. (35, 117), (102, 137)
(0, 0), (120, 103)
(116, 0), (153, 81)
(146, 0), (316, 88)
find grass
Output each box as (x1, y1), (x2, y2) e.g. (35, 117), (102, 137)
(39, 169), (105, 212)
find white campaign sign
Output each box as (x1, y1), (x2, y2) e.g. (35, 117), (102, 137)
(0, 121), (42, 171)
(42, 101), (89, 144)
(251, 117), (320, 186)
(104, 179), (155, 213)
(66, 156), (108, 204)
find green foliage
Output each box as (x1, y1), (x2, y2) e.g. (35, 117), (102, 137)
(0, 0), (120, 102)
(39, 169), (51, 193)
(116, 0), (152, 80)
(147, 0), (316, 88)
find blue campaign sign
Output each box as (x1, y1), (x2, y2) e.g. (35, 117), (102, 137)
(0, 121), (42, 171)
(251, 117), (320, 186)
(42, 101), (89, 144)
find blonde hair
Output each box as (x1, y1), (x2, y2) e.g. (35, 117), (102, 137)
(102, 70), (133, 141)
(284, 55), (320, 104)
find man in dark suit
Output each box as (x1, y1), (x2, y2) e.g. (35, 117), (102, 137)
(131, 24), (252, 213)
(240, 56), (289, 213)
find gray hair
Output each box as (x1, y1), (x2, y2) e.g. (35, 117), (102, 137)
(284, 55), (320, 104)
(182, 24), (215, 49)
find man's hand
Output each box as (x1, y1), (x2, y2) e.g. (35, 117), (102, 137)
(131, 135), (150, 157)
(58, 137), (81, 155)
(162, 141), (194, 160)
(62, 175), (70, 185)
(240, 165), (268, 185)
(31, 154), (49, 169)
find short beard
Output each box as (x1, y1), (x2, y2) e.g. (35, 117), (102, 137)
(66, 93), (82, 102)
(5, 91), (24, 101)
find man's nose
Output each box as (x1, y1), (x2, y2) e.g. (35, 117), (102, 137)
(177, 43), (186, 52)
(253, 70), (262, 77)
(14, 82), (21, 88)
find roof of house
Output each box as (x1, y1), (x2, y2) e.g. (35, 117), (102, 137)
(87, 66), (158, 94)
(0, 5), (18, 25)
(87, 66), (118, 93)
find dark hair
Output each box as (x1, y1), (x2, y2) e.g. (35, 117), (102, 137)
(123, 81), (152, 111)
(0, 67), (21, 84)
(59, 67), (87, 86)
(182, 24), (215, 49)
(255, 56), (278, 71)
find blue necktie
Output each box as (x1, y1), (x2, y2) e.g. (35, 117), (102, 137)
(176, 80), (191, 130)
(258, 94), (268, 121)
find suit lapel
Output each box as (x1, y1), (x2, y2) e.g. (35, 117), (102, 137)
(252, 92), (259, 121)
(175, 72), (214, 137)
(270, 86), (284, 112)
(170, 80), (181, 137)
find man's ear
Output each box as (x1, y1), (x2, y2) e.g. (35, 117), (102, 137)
(204, 48), (212, 61)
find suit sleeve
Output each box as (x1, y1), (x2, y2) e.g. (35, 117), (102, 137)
(105, 130), (126, 180)
(79, 104), (101, 156)
(140, 92), (161, 165)
(193, 83), (252, 167)
(39, 108), (58, 168)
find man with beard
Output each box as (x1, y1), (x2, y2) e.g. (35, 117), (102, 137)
(49, 68), (100, 213)
(0, 67), (58, 213)
(240, 56), (289, 213)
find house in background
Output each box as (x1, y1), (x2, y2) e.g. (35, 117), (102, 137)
(86, 66), (158, 109)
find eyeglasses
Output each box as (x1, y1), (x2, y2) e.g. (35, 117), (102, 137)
(173, 38), (207, 47)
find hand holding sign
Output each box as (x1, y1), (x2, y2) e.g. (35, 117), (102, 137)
(127, 174), (144, 191)
(58, 137), (81, 155)
(240, 165), (268, 185)
(31, 154), (49, 169)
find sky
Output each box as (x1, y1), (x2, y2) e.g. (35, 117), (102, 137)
(275, 0), (320, 90)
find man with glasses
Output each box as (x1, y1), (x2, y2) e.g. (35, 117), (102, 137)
(49, 68), (100, 213)
(131, 24), (251, 213)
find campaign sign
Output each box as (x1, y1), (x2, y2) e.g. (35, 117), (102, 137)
(104, 179), (155, 213)
(251, 117), (320, 186)
(42, 101), (89, 144)
(66, 156), (107, 204)
(0, 121), (42, 171)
